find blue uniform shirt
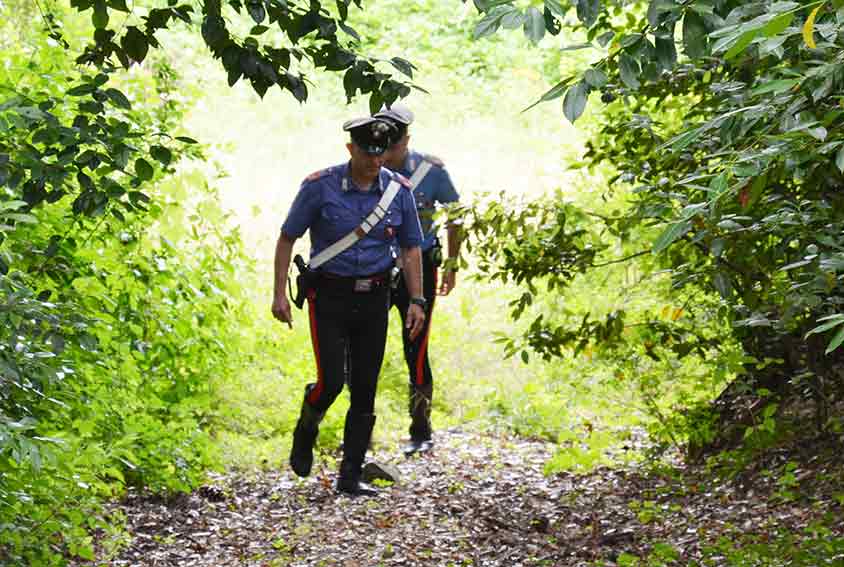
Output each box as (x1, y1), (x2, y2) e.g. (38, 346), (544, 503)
(282, 162), (423, 276)
(394, 150), (460, 252)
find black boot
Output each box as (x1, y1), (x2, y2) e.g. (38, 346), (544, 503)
(403, 383), (433, 455)
(289, 401), (324, 478)
(336, 412), (378, 497)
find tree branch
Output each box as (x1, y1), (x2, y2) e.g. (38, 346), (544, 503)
(592, 250), (649, 268)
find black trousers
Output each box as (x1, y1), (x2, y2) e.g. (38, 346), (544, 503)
(391, 250), (437, 389)
(303, 281), (390, 416)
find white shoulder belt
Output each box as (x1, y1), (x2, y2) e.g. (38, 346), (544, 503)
(308, 161), (433, 270)
(309, 178), (401, 269)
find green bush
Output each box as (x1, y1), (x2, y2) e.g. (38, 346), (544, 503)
(0, 3), (257, 562)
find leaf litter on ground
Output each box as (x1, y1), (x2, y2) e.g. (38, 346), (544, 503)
(79, 428), (844, 566)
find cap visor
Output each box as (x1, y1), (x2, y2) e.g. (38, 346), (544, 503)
(361, 145), (387, 156)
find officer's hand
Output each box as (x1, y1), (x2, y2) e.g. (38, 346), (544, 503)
(272, 294), (293, 328)
(406, 304), (426, 341)
(438, 271), (456, 296)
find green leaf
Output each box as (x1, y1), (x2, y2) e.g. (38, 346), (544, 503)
(780, 259), (811, 271)
(713, 271), (732, 298)
(175, 136), (198, 144)
(817, 313), (844, 322)
(111, 207), (126, 222)
(652, 219), (690, 254)
(710, 237), (725, 258)
(67, 84), (96, 97)
(76, 543), (95, 561)
(709, 171), (729, 195)
(664, 126), (704, 152)
(501, 7), (524, 29)
(92, 0), (109, 29)
(129, 191), (150, 204)
(584, 68), (608, 88)
(135, 158), (154, 181)
(751, 79), (799, 95)
(724, 29), (758, 60)
(689, 3), (714, 14)
(474, 8), (504, 39)
(655, 36), (677, 70)
(576, 0), (600, 28)
(121, 27), (149, 63)
(522, 76), (573, 112)
(0, 200), (27, 212)
(825, 324), (844, 354)
(338, 21), (360, 41)
(368, 90), (383, 115)
(619, 33), (642, 48)
(563, 81), (590, 123)
(77, 171), (95, 191)
(748, 174), (766, 207)
(150, 145), (172, 165)
(247, 1), (266, 24)
(763, 12), (794, 37)
(524, 7), (545, 44)
(647, 0), (661, 27)
(806, 316), (844, 337)
(4, 213), (37, 224)
(559, 43), (594, 51)
(836, 146), (844, 173)
(105, 88), (131, 109)
(596, 31), (614, 47)
(544, 0), (566, 19)
(250, 25), (269, 35)
(682, 10), (708, 58)
(389, 57), (415, 78)
(618, 53), (640, 89)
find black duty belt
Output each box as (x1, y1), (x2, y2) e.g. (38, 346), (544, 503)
(316, 271), (390, 293)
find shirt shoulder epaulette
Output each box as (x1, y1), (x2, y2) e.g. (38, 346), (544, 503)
(391, 170), (412, 189)
(419, 153), (445, 168)
(303, 168), (330, 183)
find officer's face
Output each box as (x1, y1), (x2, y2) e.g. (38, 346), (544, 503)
(384, 134), (409, 169)
(347, 142), (385, 177)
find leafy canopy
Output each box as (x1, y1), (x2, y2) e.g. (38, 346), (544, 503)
(67, 0), (421, 110)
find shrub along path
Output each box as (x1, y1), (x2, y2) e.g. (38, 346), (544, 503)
(91, 429), (844, 566)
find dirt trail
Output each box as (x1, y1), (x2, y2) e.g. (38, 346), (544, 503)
(98, 429), (844, 567)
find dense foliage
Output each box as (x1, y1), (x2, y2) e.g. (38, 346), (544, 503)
(0, 3), (256, 563)
(69, 0), (418, 110)
(5, 0), (844, 563)
(461, 0), (844, 456)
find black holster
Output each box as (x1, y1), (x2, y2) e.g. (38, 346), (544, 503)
(291, 254), (316, 309)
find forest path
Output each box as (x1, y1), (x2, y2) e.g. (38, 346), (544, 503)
(99, 430), (844, 567)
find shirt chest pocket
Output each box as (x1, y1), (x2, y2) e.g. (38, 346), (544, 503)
(320, 202), (359, 240)
(370, 202), (403, 241)
(322, 200), (354, 220)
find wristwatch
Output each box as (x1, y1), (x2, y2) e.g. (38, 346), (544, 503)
(410, 297), (427, 309)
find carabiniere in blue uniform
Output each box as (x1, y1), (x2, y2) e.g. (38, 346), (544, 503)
(282, 163), (420, 277)
(375, 103), (461, 455)
(272, 115), (424, 497)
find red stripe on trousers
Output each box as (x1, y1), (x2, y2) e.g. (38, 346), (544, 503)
(414, 269), (436, 386)
(306, 293), (324, 405)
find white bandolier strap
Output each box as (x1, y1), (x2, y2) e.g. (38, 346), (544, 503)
(408, 160), (433, 189)
(309, 178), (402, 270)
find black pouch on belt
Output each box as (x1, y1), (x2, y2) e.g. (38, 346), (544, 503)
(291, 254), (315, 309)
